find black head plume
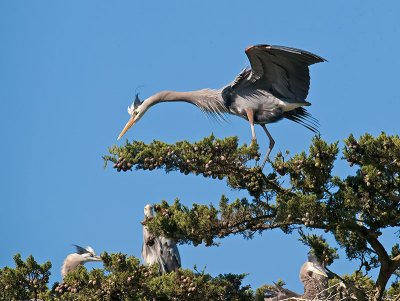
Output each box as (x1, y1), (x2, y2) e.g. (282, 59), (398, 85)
(134, 93), (142, 109)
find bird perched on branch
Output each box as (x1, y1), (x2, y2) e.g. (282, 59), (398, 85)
(118, 44), (325, 167)
(142, 204), (181, 273)
(264, 253), (329, 300)
(61, 245), (102, 278)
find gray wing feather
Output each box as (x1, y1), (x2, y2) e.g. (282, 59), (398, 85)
(160, 237), (181, 272)
(154, 237), (168, 274)
(244, 44), (326, 101)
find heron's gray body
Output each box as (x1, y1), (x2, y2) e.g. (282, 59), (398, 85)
(160, 236), (181, 273)
(118, 44), (325, 167)
(142, 204), (181, 274)
(142, 221), (166, 271)
(222, 86), (307, 124)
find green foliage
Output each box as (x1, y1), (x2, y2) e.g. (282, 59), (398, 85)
(254, 284), (273, 301)
(341, 133), (400, 230)
(298, 230), (338, 266)
(147, 271), (252, 301)
(54, 253), (159, 300)
(142, 196), (277, 247)
(104, 132), (400, 300)
(103, 135), (280, 198)
(342, 272), (375, 296)
(3, 133), (399, 300)
(0, 253), (253, 301)
(0, 254), (51, 301)
(386, 279), (400, 300)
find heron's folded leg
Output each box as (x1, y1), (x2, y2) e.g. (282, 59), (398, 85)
(245, 108), (257, 143)
(260, 124), (275, 168)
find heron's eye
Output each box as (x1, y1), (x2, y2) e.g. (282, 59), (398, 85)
(127, 104), (137, 116)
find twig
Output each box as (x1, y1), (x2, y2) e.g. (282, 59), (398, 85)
(393, 293), (400, 301)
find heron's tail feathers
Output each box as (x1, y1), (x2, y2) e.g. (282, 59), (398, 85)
(284, 107), (319, 134)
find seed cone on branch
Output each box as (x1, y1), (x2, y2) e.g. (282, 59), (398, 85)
(104, 135), (282, 197)
(102, 133), (400, 300)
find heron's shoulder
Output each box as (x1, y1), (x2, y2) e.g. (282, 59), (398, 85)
(221, 85), (234, 107)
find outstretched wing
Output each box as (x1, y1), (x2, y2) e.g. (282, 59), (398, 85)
(243, 44), (326, 101)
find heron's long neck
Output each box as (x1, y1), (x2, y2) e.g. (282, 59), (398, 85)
(145, 89), (227, 114)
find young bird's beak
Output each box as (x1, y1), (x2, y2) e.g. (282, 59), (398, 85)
(117, 116), (136, 140)
(92, 255), (102, 261)
(311, 265), (328, 278)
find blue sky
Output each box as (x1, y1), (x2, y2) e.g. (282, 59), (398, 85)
(1, 0), (399, 292)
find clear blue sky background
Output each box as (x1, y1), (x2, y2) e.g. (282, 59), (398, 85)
(1, 0), (399, 292)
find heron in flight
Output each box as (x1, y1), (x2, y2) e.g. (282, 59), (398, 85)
(118, 44), (325, 167)
(142, 204), (181, 273)
(61, 245), (102, 279)
(264, 253), (329, 300)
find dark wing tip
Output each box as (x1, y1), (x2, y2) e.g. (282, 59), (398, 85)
(284, 107), (320, 134)
(245, 45), (254, 52)
(245, 44), (271, 53)
(271, 44), (327, 63)
(245, 44), (327, 63)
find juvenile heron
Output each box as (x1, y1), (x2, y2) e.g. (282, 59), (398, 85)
(61, 245), (102, 278)
(159, 236), (181, 273)
(142, 204), (181, 273)
(118, 44), (325, 167)
(264, 253), (328, 300)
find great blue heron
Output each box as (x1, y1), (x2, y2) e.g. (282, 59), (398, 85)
(159, 236), (181, 273)
(264, 253), (329, 300)
(142, 204), (181, 273)
(118, 44), (325, 167)
(61, 245), (102, 279)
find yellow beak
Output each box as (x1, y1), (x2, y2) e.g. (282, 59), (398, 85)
(117, 116), (136, 140)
